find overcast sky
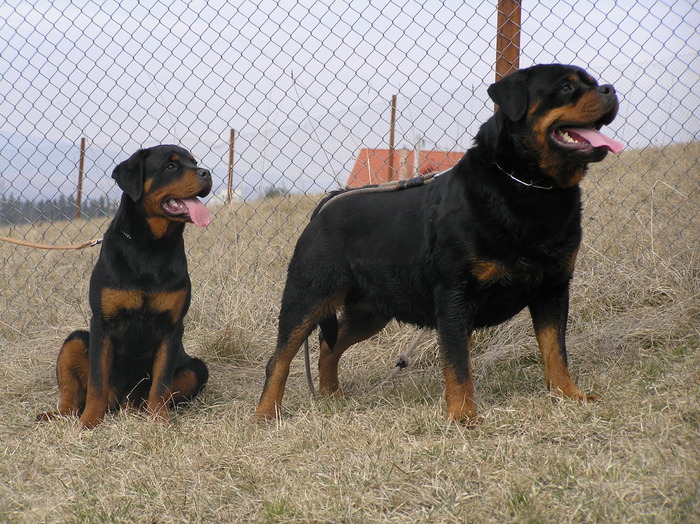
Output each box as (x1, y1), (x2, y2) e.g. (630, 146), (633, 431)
(1, 0), (698, 198)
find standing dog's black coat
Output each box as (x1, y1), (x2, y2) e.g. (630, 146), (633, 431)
(255, 64), (622, 423)
(37, 145), (212, 428)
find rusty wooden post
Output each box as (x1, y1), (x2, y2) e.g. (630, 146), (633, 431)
(496, 0), (521, 82)
(227, 128), (235, 203)
(387, 94), (397, 182)
(75, 137), (85, 219)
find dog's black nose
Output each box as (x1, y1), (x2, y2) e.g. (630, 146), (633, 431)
(197, 168), (213, 197)
(598, 84), (615, 96)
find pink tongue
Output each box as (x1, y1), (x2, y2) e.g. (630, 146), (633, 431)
(564, 127), (624, 154)
(181, 197), (211, 227)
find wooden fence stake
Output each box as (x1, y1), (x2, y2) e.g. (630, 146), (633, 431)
(496, 0), (521, 82)
(75, 137), (85, 219)
(387, 94), (397, 182)
(227, 129), (235, 203)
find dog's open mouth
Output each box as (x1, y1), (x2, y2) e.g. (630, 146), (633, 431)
(162, 197), (211, 227)
(552, 126), (624, 154)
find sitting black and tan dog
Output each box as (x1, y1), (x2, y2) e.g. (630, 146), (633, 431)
(255, 64), (623, 424)
(37, 145), (212, 428)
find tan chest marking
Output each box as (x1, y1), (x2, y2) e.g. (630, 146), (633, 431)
(100, 289), (143, 319)
(148, 290), (188, 322)
(471, 259), (509, 284)
(100, 288), (188, 322)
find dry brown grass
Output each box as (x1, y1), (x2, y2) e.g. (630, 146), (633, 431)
(1, 144), (698, 522)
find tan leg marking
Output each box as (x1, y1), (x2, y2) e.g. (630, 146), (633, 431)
(535, 325), (597, 402)
(443, 361), (478, 425)
(79, 338), (115, 428)
(254, 299), (343, 420)
(146, 341), (172, 422)
(318, 338), (345, 396)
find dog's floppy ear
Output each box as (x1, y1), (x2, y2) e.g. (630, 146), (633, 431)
(112, 149), (149, 201)
(487, 69), (530, 122)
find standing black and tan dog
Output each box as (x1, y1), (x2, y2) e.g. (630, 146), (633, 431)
(255, 64), (623, 424)
(37, 145), (212, 428)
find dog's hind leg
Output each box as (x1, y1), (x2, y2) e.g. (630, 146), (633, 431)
(36, 330), (90, 422)
(170, 356), (209, 405)
(254, 293), (344, 421)
(318, 301), (389, 396)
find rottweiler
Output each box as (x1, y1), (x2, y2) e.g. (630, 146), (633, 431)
(254, 64), (623, 424)
(37, 145), (212, 428)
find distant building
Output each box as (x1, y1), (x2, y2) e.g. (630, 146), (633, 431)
(346, 148), (464, 188)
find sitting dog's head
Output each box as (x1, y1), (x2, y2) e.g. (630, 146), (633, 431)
(487, 64), (622, 187)
(112, 145), (213, 236)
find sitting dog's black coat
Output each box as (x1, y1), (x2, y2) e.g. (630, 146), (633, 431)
(255, 64), (621, 423)
(38, 145), (212, 428)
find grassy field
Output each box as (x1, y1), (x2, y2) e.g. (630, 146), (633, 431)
(1, 143), (698, 522)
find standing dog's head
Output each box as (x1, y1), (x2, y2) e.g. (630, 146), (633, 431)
(112, 145), (213, 237)
(487, 64), (622, 187)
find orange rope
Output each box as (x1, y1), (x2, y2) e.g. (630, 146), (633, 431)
(0, 234), (102, 250)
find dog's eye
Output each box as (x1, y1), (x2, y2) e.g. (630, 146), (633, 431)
(560, 83), (573, 93)
(166, 163), (177, 171)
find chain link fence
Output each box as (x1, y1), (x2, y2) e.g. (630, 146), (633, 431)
(1, 0), (698, 334)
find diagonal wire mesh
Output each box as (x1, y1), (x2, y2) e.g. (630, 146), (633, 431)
(0, 0), (698, 335)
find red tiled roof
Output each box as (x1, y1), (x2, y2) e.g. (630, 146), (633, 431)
(346, 148), (464, 188)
